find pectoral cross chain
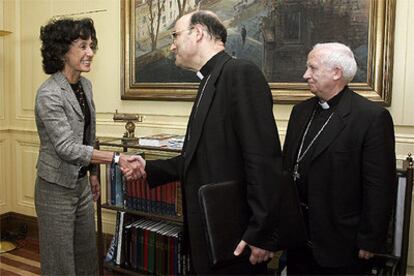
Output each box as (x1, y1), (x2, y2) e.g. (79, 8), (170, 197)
(293, 163), (300, 181)
(293, 109), (334, 182)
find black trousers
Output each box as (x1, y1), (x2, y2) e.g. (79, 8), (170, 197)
(287, 244), (373, 275)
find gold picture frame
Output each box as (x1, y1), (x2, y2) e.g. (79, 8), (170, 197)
(121, 0), (395, 105)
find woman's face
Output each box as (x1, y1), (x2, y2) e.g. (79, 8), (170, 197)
(64, 37), (94, 75)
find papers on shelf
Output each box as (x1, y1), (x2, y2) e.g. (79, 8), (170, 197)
(167, 135), (185, 149)
(138, 134), (184, 149)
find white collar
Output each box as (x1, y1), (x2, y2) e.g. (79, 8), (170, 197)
(318, 100), (330, 110)
(196, 71), (204, 80)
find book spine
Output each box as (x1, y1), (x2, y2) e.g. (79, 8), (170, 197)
(137, 222), (144, 271)
(177, 231), (182, 275)
(111, 211), (121, 262)
(115, 165), (124, 206)
(175, 181), (181, 216)
(104, 230), (118, 263)
(130, 223), (137, 270)
(106, 164), (111, 205)
(143, 226), (149, 272)
(115, 211), (125, 265)
(110, 162), (116, 205)
(156, 186), (162, 215)
(123, 224), (132, 268)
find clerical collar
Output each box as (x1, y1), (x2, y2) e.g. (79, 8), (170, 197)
(318, 86), (347, 110)
(318, 100), (330, 109)
(196, 50), (226, 81)
(196, 71), (204, 80)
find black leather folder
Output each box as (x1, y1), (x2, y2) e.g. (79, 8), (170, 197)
(198, 180), (249, 268)
(198, 172), (307, 268)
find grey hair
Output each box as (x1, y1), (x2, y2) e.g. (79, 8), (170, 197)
(313, 42), (357, 83)
(190, 10), (227, 44)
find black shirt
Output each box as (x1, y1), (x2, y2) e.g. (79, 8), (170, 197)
(295, 87), (346, 204)
(70, 81), (91, 146)
(70, 81), (91, 178)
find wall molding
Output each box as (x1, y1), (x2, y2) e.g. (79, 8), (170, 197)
(395, 133), (414, 144)
(2, 122), (414, 152)
(13, 139), (38, 211)
(0, 137), (9, 213)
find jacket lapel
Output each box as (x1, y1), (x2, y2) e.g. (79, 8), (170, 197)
(183, 53), (232, 174)
(52, 72), (84, 118)
(310, 88), (352, 161)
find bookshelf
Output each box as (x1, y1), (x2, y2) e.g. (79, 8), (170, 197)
(95, 138), (183, 275)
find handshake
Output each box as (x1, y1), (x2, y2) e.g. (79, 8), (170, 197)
(117, 154), (147, 181)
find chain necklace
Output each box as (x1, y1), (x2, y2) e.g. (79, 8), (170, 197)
(188, 74), (211, 142)
(71, 82), (86, 115)
(195, 74), (211, 116)
(293, 108), (334, 181)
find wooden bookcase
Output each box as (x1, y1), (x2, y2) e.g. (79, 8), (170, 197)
(95, 138), (182, 275)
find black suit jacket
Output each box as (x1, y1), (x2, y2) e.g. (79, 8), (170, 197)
(283, 87), (396, 267)
(146, 52), (282, 274)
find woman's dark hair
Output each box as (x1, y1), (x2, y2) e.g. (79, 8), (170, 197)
(40, 17), (98, 74)
(190, 11), (227, 44)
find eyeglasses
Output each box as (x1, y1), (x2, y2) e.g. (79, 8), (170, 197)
(171, 27), (194, 43)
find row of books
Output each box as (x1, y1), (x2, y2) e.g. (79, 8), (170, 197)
(105, 211), (191, 275)
(139, 134), (185, 149)
(106, 163), (182, 217)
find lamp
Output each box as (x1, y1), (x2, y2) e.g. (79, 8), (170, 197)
(0, 240), (16, 253)
(113, 110), (143, 144)
(0, 30), (12, 36)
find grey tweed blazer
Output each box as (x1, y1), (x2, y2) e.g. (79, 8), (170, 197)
(35, 71), (97, 189)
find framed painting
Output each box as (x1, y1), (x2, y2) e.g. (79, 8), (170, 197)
(121, 0), (396, 105)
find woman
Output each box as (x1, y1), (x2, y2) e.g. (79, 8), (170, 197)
(34, 17), (141, 275)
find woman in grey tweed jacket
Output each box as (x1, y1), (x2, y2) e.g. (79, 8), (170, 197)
(35, 18), (143, 275)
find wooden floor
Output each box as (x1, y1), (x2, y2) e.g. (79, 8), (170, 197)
(0, 237), (119, 276)
(3, 237), (412, 276)
(0, 238), (41, 276)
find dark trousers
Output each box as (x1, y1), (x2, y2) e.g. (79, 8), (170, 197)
(287, 244), (373, 275)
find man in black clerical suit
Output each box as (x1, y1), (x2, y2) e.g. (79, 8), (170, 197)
(283, 42), (396, 275)
(130, 10), (282, 274)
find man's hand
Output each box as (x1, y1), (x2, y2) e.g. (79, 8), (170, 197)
(234, 240), (274, 265)
(358, 249), (374, 259)
(119, 154), (146, 181)
(89, 174), (100, 202)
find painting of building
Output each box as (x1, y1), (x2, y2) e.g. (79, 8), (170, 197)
(133, 0), (369, 84)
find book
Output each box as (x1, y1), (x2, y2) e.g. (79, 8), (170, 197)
(108, 162), (124, 206)
(114, 164), (124, 206)
(104, 211), (120, 263)
(122, 222), (133, 268)
(138, 134), (178, 147)
(106, 163), (112, 205)
(115, 211), (126, 265)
